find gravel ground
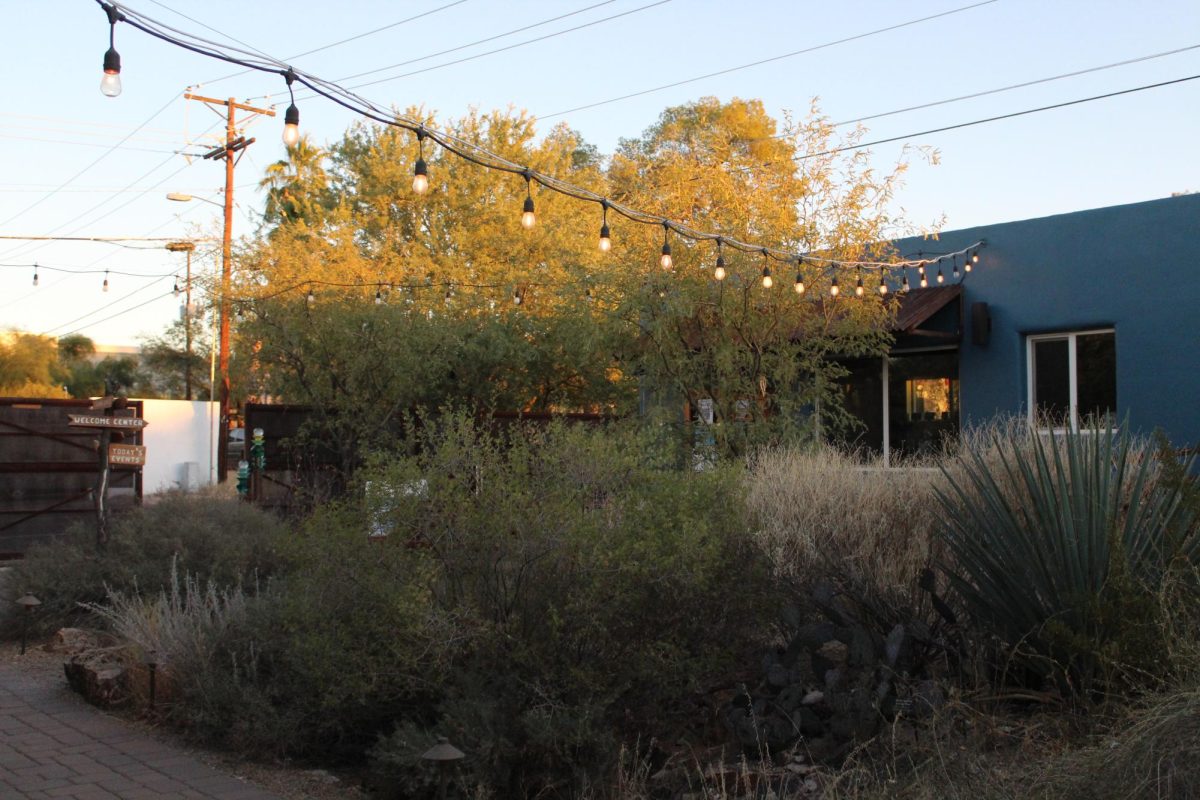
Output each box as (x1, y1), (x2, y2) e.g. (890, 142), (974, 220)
(1, 638), (370, 800)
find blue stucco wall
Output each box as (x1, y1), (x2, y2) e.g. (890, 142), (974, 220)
(893, 194), (1200, 448)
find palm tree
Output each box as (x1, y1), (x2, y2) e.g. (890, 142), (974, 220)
(259, 135), (330, 227)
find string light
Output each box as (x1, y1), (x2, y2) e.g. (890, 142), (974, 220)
(951, 254), (960, 279)
(855, 268), (865, 297)
(794, 270), (805, 294)
(830, 273), (839, 298)
(521, 172), (536, 229)
(513, 286), (523, 305)
(918, 264), (928, 288)
(172, 276), (180, 296)
(374, 287), (383, 305)
(714, 240), (726, 281)
(102, 270), (109, 292)
(100, 3), (123, 97)
(306, 287), (315, 306)
(412, 129), (429, 194)
(282, 68), (300, 146)
(878, 270), (889, 295)
(902, 274), (911, 292)
(659, 222), (673, 270)
(91, 4), (989, 308)
(936, 261), (945, 284)
(32, 264), (39, 287)
(598, 201), (611, 252)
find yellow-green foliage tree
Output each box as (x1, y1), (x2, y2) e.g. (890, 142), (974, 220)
(233, 98), (920, 462)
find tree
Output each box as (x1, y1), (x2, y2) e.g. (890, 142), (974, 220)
(259, 135), (331, 228)
(0, 332), (67, 397)
(234, 98), (923, 462)
(139, 318), (212, 399)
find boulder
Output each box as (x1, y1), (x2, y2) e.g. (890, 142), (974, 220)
(63, 648), (129, 708)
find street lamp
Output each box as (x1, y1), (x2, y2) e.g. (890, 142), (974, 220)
(166, 192), (223, 207)
(166, 241), (197, 400)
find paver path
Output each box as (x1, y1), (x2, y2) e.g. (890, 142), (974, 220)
(0, 661), (280, 800)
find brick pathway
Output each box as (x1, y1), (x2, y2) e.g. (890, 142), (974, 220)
(0, 662), (280, 800)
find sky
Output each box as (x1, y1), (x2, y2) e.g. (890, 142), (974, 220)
(3, 0), (1198, 346)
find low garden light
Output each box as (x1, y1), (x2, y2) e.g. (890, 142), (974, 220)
(145, 650), (159, 710)
(421, 737), (465, 800)
(16, 594), (41, 655)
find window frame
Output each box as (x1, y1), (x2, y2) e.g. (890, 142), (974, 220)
(1025, 327), (1116, 432)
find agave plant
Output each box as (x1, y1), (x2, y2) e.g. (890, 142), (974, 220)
(935, 419), (1198, 691)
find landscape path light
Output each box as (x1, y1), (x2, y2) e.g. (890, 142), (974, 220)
(16, 594), (41, 655)
(421, 736), (465, 800)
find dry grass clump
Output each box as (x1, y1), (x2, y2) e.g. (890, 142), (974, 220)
(745, 444), (946, 616)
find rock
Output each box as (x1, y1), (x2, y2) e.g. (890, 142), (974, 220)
(305, 769), (340, 784)
(63, 649), (129, 708)
(790, 707), (823, 737)
(52, 628), (112, 655)
(777, 685), (806, 712)
(847, 627), (878, 668)
(911, 680), (946, 718)
(801, 690), (824, 706)
(824, 668), (844, 691)
(884, 623), (906, 668)
(766, 662), (790, 688)
(816, 640), (848, 664)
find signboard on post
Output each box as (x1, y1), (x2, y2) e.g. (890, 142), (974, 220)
(108, 444), (146, 468)
(68, 415), (148, 430)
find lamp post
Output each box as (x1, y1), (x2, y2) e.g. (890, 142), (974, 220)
(165, 240), (196, 400)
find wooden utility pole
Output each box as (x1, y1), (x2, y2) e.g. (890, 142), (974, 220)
(183, 93), (274, 481)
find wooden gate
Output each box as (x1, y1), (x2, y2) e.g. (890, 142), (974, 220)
(0, 398), (143, 558)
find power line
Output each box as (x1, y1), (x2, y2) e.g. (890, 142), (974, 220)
(56, 287), (180, 338)
(2, 263), (178, 277)
(793, 73), (1200, 161)
(536, 0), (1001, 120)
(209, 0), (475, 88)
(829, 42), (1200, 129)
(342, 0), (675, 93)
(42, 275), (176, 336)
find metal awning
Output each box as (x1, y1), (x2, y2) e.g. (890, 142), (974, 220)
(891, 285), (962, 335)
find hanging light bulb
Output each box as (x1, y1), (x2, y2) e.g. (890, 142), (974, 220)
(412, 131), (429, 194)
(100, 4), (123, 97)
(521, 172), (536, 229)
(936, 262), (945, 284)
(32, 265), (39, 287)
(714, 240), (726, 281)
(306, 287), (315, 306)
(951, 255), (960, 280)
(374, 287), (383, 305)
(598, 202), (611, 252)
(855, 269), (865, 297)
(281, 69), (300, 147)
(102, 270), (109, 293)
(878, 270), (889, 295)
(173, 277), (180, 296)
(971, 249), (980, 266)
(830, 274), (839, 298)
(660, 222), (673, 270)
(760, 250), (773, 288)
(585, 287), (594, 303)
(513, 287), (523, 305)
(918, 264), (928, 288)
(794, 272), (805, 294)
(902, 274), (911, 293)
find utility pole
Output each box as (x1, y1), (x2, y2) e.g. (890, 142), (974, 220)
(184, 93), (274, 481)
(166, 241), (196, 399)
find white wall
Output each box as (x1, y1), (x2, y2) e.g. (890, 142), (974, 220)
(136, 399), (220, 494)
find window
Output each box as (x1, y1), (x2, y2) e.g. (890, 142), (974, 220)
(1027, 329), (1116, 429)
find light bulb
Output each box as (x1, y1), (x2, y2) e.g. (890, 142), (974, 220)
(714, 264), (726, 281)
(513, 290), (523, 305)
(965, 252), (974, 272)
(282, 104), (300, 147)
(952, 256), (959, 279)
(902, 275), (911, 292)
(374, 289), (383, 305)
(878, 275), (889, 295)
(660, 242), (673, 270)
(830, 276), (839, 297)
(971, 250), (979, 265)
(306, 288), (315, 306)
(855, 276), (864, 296)
(794, 274), (805, 294)
(102, 271), (109, 293)
(521, 196), (536, 229)
(412, 158), (429, 194)
(33, 268), (39, 287)
(936, 266), (945, 284)
(919, 268), (928, 288)
(598, 223), (611, 252)
(173, 278), (180, 296)
(761, 266), (773, 289)
(101, 47), (122, 97)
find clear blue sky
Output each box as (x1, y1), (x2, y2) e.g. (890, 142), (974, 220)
(3, 0), (1198, 345)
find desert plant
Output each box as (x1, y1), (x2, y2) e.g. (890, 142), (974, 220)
(1, 491), (287, 637)
(936, 419), (1199, 692)
(745, 443), (945, 624)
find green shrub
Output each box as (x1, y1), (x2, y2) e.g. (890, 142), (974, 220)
(936, 420), (1199, 693)
(109, 415), (776, 794)
(0, 491), (287, 638)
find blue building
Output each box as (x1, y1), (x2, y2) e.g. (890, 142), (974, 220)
(838, 193), (1200, 462)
